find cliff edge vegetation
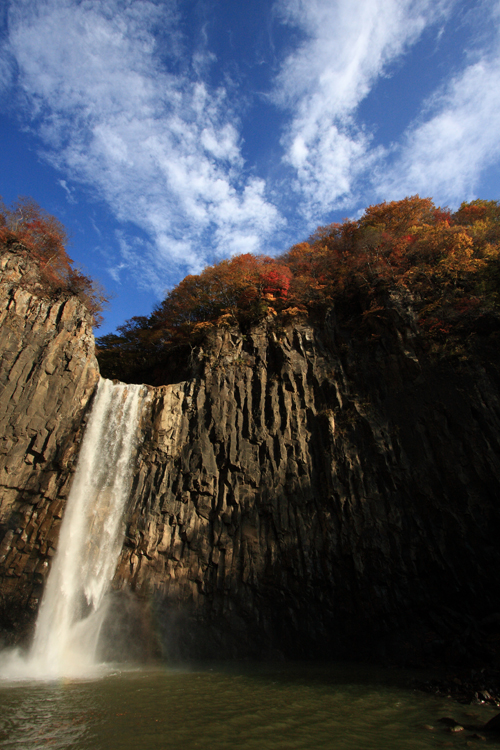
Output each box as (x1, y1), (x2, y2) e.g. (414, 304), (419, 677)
(97, 195), (500, 384)
(0, 196), (107, 326)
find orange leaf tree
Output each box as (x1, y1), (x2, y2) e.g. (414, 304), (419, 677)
(97, 195), (500, 380)
(0, 196), (107, 325)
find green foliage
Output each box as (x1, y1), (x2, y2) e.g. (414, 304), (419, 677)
(0, 196), (107, 325)
(97, 195), (500, 379)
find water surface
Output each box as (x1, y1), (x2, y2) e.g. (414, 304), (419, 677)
(1, 662), (499, 750)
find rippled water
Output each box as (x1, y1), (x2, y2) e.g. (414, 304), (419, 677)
(1, 663), (499, 750)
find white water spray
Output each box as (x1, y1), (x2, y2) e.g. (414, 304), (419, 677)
(0, 378), (148, 680)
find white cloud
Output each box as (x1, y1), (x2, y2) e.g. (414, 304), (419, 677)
(378, 47), (500, 204)
(274, 0), (454, 215)
(4, 0), (500, 303)
(3, 0), (282, 285)
(107, 261), (126, 284)
(58, 179), (76, 203)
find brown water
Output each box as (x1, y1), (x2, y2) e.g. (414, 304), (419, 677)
(1, 663), (499, 750)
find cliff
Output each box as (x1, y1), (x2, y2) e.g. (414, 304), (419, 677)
(0, 249), (99, 643)
(2, 248), (500, 666)
(114, 303), (500, 664)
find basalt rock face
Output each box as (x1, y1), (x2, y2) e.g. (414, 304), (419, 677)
(114, 301), (500, 664)
(0, 249), (99, 643)
(3, 250), (500, 666)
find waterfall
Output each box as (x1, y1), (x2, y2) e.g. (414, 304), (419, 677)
(0, 378), (148, 680)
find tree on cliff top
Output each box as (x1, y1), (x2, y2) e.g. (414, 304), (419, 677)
(96, 195), (500, 381)
(0, 196), (107, 325)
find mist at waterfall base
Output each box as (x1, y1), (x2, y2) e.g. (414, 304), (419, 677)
(0, 378), (149, 681)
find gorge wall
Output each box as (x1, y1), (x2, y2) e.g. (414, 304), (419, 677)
(116, 306), (500, 664)
(0, 250), (99, 642)
(2, 248), (500, 665)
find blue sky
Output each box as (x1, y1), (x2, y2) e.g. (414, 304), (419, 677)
(1, 0), (500, 334)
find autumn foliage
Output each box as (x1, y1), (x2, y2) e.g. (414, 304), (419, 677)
(0, 196), (107, 325)
(97, 195), (500, 380)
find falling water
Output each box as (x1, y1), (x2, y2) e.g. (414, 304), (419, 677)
(0, 378), (148, 680)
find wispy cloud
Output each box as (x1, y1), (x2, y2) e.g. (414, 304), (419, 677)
(58, 179), (76, 203)
(2, 0), (500, 306)
(273, 0), (454, 216)
(274, 0), (500, 214)
(378, 15), (500, 204)
(3, 0), (282, 284)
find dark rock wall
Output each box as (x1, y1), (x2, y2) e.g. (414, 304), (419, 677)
(2, 248), (500, 665)
(114, 306), (500, 663)
(0, 250), (99, 642)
